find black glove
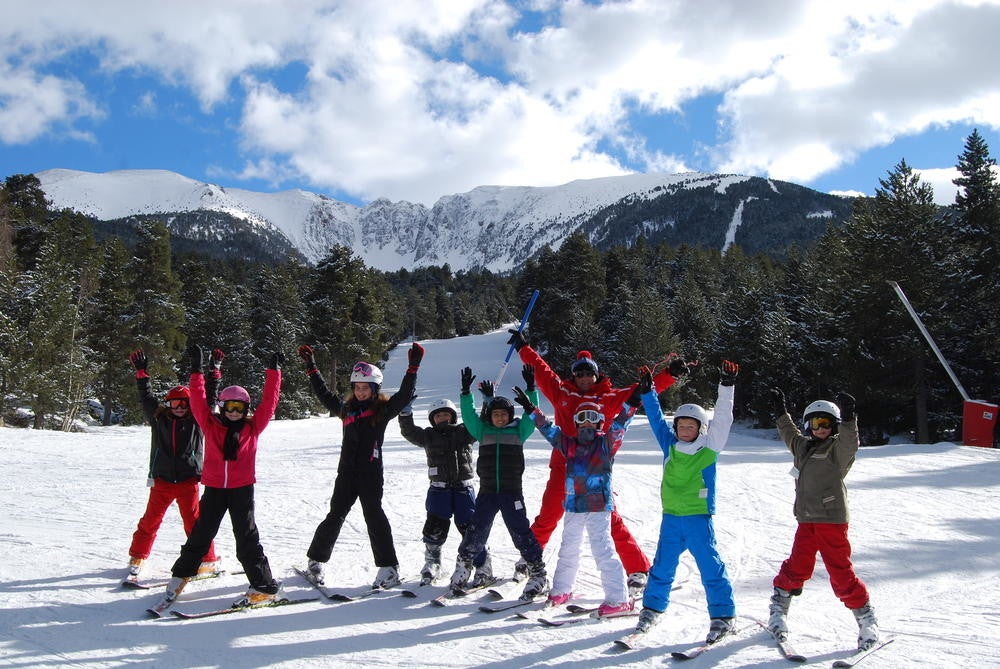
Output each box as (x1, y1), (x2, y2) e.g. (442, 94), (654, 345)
(461, 367), (476, 394)
(128, 349), (148, 371)
(521, 364), (535, 392)
(399, 391), (418, 416)
(770, 388), (787, 415)
(836, 392), (856, 422)
(638, 366), (653, 395)
(668, 356), (689, 378)
(478, 379), (494, 397)
(297, 344), (317, 372)
(408, 342), (424, 370)
(719, 360), (739, 387)
(506, 328), (527, 352)
(267, 350), (284, 370)
(188, 345), (204, 373)
(512, 386), (535, 413)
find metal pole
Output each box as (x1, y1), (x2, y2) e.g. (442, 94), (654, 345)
(887, 280), (970, 401)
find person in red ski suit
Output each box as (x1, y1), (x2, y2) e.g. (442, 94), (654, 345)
(506, 328), (689, 590)
(124, 348), (221, 581)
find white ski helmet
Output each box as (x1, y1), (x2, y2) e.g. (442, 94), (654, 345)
(428, 398), (458, 425)
(803, 400), (841, 422)
(350, 361), (383, 388)
(674, 403), (709, 434)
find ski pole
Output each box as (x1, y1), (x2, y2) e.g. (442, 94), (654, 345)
(495, 289), (539, 388)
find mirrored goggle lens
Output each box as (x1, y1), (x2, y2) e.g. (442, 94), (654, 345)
(809, 416), (834, 430)
(574, 409), (602, 424)
(167, 399), (189, 409)
(353, 362), (373, 375)
(222, 400), (248, 414)
(573, 370), (595, 378)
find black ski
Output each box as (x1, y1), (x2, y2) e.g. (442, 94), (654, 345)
(477, 596), (541, 613)
(751, 618), (807, 662)
(122, 576), (168, 590)
(831, 638), (894, 668)
(294, 566), (414, 601)
(429, 577), (504, 607)
(171, 596), (319, 619)
(670, 623), (755, 660)
(538, 607), (637, 627)
(613, 631), (649, 650)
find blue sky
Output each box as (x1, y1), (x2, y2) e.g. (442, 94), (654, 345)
(3, 1), (1000, 207)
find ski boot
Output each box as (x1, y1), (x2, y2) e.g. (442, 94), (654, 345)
(634, 607), (662, 634)
(372, 565), (401, 589)
(706, 617), (735, 643)
(852, 602), (879, 650)
(520, 560), (549, 599)
(306, 558), (325, 586)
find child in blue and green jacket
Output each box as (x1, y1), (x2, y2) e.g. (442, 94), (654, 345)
(449, 366), (548, 600)
(631, 360), (740, 645)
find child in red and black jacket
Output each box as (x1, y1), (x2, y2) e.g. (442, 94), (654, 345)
(124, 348), (220, 583)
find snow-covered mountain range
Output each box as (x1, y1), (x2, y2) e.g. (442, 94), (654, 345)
(36, 168), (852, 271)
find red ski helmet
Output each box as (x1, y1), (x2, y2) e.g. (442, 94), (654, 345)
(165, 385), (190, 401)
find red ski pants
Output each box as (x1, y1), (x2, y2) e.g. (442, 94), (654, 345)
(531, 464), (651, 574)
(773, 522), (869, 609)
(129, 478), (217, 562)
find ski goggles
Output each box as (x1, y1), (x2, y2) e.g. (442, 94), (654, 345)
(166, 399), (189, 409)
(573, 369), (596, 378)
(574, 409), (602, 424)
(221, 400), (249, 414)
(353, 362), (375, 376)
(809, 416), (835, 430)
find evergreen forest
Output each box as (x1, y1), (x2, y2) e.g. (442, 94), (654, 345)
(1, 130), (998, 446)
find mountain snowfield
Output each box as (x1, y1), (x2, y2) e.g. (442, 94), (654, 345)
(2, 328), (998, 668)
(36, 168), (758, 271)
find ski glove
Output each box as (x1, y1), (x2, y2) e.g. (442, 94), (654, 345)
(512, 386), (535, 413)
(836, 392), (856, 422)
(638, 366), (654, 396)
(297, 344), (317, 373)
(506, 328), (528, 352)
(668, 356), (689, 378)
(770, 388), (787, 415)
(408, 342), (424, 372)
(719, 360), (739, 387)
(267, 350), (284, 371)
(521, 364), (535, 392)
(478, 379), (494, 398)
(461, 367), (476, 394)
(188, 345), (204, 373)
(128, 349), (149, 379)
(210, 348), (225, 379)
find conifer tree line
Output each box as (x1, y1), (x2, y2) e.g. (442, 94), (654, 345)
(1, 130), (997, 444)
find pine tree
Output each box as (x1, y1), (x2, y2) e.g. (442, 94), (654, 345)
(949, 129), (1000, 405)
(523, 232), (606, 370)
(127, 222), (186, 377)
(247, 262), (311, 418)
(0, 195), (19, 425)
(17, 213), (99, 429)
(808, 161), (947, 442)
(87, 238), (135, 425)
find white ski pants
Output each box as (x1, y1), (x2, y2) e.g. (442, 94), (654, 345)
(551, 510), (628, 604)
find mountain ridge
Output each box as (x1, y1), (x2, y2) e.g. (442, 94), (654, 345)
(36, 168), (854, 270)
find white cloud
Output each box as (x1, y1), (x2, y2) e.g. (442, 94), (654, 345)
(3, 0), (1000, 203)
(716, 1), (1000, 182)
(0, 63), (102, 143)
(915, 167), (961, 205)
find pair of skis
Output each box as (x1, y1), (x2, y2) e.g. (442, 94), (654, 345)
(294, 566), (417, 602)
(615, 618), (893, 667)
